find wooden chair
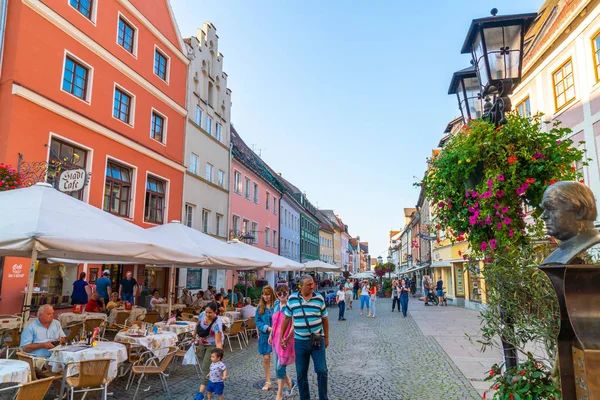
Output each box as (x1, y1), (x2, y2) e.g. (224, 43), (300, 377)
(64, 322), (83, 343)
(224, 320), (245, 352)
(129, 347), (177, 400)
(243, 316), (257, 344)
(104, 311), (130, 337)
(180, 312), (195, 321)
(14, 376), (55, 400)
(182, 307), (195, 314)
(143, 312), (160, 324)
(64, 358), (111, 400)
(16, 352), (63, 382)
(171, 338), (201, 378)
(83, 318), (106, 337)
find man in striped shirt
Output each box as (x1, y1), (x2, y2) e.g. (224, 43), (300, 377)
(280, 275), (329, 400)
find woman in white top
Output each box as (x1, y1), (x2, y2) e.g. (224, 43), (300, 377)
(336, 285), (347, 321)
(149, 289), (165, 310)
(359, 281), (370, 316)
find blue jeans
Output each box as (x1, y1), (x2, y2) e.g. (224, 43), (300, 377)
(370, 297), (376, 316)
(294, 338), (328, 400)
(337, 301), (345, 320)
(400, 295), (409, 316)
(122, 293), (134, 304)
(360, 295), (369, 310)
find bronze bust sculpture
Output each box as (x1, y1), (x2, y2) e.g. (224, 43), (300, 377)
(541, 181), (600, 265)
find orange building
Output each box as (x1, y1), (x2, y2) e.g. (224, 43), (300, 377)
(0, 0), (188, 314)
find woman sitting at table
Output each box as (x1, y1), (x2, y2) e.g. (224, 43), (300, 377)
(222, 296), (231, 312)
(106, 292), (122, 311)
(149, 289), (166, 310)
(85, 291), (105, 313)
(192, 291), (205, 308)
(214, 293), (225, 315)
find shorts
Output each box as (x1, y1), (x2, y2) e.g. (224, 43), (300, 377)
(436, 289), (443, 297)
(206, 380), (224, 395)
(424, 289), (430, 296)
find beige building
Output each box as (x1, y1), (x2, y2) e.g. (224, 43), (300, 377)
(511, 0), (600, 217)
(179, 23), (232, 292)
(316, 211), (334, 264)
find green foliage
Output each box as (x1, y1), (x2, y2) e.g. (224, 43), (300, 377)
(418, 114), (588, 395)
(382, 278), (392, 296)
(246, 286), (262, 301)
(484, 354), (561, 400)
(234, 284), (247, 296)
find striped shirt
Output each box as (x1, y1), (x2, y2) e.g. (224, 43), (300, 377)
(283, 292), (328, 341)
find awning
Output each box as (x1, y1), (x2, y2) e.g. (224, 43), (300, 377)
(431, 260), (451, 268)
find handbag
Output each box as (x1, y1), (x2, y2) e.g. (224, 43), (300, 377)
(73, 304), (83, 314)
(299, 297), (322, 349)
(196, 316), (217, 338)
(182, 344), (197, 365)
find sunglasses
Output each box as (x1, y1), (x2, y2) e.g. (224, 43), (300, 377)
(277, 292), (289, 297)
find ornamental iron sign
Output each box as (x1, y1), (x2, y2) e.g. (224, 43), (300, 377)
(58, 168), (87, 193)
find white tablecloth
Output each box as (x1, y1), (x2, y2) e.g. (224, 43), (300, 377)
(48, 342), (126, 380)
(155, 321), (196, 335)
(224, 311), (241, 322)
(57, 312), (107, 327)
(153, 304), (186, 318)
(107, 307), (147, 324)
(115, 331), (177, 358)
(0, 360), (30, 383)
(0, 316), (22, 330)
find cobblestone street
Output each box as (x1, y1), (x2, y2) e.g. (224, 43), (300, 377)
(89, 298), (482, 400)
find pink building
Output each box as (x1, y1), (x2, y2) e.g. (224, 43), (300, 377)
(230, 127), (281, 286)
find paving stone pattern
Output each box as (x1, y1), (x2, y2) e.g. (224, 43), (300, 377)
(37, 299), (480, 400)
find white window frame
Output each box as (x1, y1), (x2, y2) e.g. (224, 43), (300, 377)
(60, 50), (94, 104)
(266, 191), (270, 210)
(244, 177), (250, 199)
(202, 209), (210, 233)
(273, 230), (277, 249)
(217, 170), (225, 188)
(102, 155), (137, 220)
(205, 163), (213, 182)
(251, 221), (258, 244)
(232, 214), (240, 235)
(143, 171), (170, 225)
(116, 12), (139, 58)
(48, 132), (94, 204)
(216, 122), (222, 142)
(185, 203), (195, 228)
(265, 227), (271, 247)
(153, 44), (170, 84)
(206, 115), (213, 135)
(216, 213), (223, 237)
(195, 106), (202, 127)
(189, 153), (198, 175)
(68, 0), (98, 25)
(253, 183), (259, 204)
(234, 170), (242, 194)
(149, 108), (168, 145)
(112, 83), (136, 127)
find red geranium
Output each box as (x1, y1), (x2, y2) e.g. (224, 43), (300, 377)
(507, 156), (517, 164)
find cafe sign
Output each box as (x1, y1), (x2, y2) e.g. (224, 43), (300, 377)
(58, 169), (87, 193)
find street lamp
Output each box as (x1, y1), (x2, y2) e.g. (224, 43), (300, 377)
(377, 256), (383, 265)
(448, 66), (486, 123)
(460, 8), (537, 125)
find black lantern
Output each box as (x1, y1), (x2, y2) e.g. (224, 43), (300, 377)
(241, 232), (255, 245)
(461, 9), (537, 97)
(448, 66), (487, 123)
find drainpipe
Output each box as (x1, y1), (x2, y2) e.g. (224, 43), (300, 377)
(227, 139), (232, 288)
(0, 0), (9, 78)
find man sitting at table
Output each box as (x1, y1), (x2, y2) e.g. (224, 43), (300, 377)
(21, 304), (66, 358)
(150, 289), (166, 310)
(180, 288), (194, 305)
(85, 291), (105, 313)
(240, 297), (256, 319)
(193, 291), (205, 308)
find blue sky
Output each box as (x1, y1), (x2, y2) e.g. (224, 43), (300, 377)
(171, 0), (543, 259)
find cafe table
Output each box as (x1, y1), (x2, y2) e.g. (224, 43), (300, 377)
(107, 306), (147, 324)
(154, 303), (186, 318)
(224, 311), (241, 322)
(0, 360), (30, 384)
(57, 312), (107, 328)
(0, 315), (22, 330)
(115, 330), (177, 359)
(154, 320), (197, 335)
(48, 341), (127, 380)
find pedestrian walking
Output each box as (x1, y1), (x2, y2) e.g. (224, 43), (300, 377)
(205, 348), (227, 400)
(95, 269), (112, 305)
(280, 275), (329, 400)
(71, 272), (90, 305)
(422, 275), (433, 306)
(336, 285), (346, 321)
(194, 303), (224, 400)
(255, 285), (275, 391)
(270, 282), (298, 400)
(391, 280), (400, 312)
(399, 279), (410, 317)
(344, 279), (353, 310)
(359, 280), (370, 316)
(368, 281), (377, 318)
(353, 279), (359, 300)
(410, 279), (417, 297)
(119, 271), (137, 305)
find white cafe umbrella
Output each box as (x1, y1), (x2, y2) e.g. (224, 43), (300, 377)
(0, 183), (202, 319)
(303, 260), (341, 273)
(226, 240), (305, 272)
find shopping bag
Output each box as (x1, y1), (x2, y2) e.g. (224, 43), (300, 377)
(182, 344), (197, 365)
(73, 304), (83, 314)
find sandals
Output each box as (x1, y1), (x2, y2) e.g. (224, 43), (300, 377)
(262, 381), (272, 391)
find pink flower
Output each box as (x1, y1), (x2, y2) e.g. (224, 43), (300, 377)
(484, 215), (492, 225)
(516, 187), (525, 195)
(497, 175), (505, 181)
(480, 242), (487, 251)
(462, 201), (467, 207)
(556, 140), (562, 145)
(532, 152), (545, 159)
(497, 223), (502, 230)
(505, 246), (510, 250)
(487, 179), (493, 188)
(493, 203), (501, 209)
(489, 239), (497, 249)
(438, 201), (445, 208)
(496, 190), (504, 198)
(503, 218), (512, 225)
(468, 206), (477, 213)
(469, 216), (478, 225)
(472, 191), (479, 198)
(501, 207), (509, 213)
(508, 229), (514, 237)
